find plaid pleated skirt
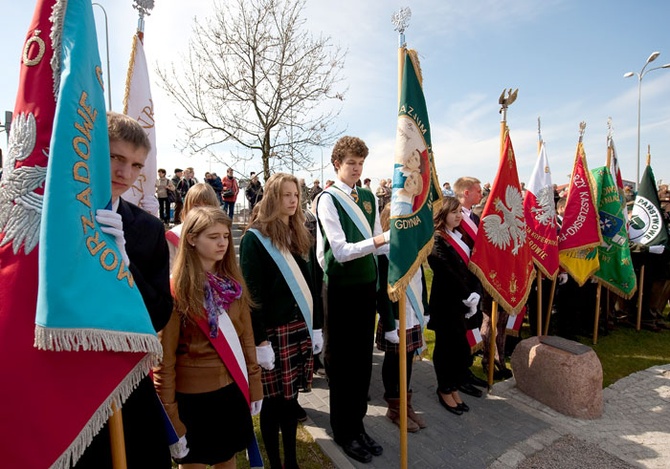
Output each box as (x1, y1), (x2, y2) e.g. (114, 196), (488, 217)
(375, 321), (424, 353)
(262, 318), (314, 399)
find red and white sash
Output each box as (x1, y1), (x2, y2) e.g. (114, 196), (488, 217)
(460, 208), (478, 241)
(441, 229), (471, 265)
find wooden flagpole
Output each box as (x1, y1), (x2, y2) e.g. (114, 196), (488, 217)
(544, 279), (557, 335)
(109, 403), (127, 469)
(593, 283), (602, 344)
(636, 147), (652, 331)
(536, 118), (543, 336)
(487, 89), (518, 385)
(392, 8), (412, 468)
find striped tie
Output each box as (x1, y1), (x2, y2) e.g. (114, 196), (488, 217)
(351, 189), (359, 203)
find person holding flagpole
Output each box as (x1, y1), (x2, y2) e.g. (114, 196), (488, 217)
(315, 136), (390, 464)
(240, 172), (323, 469)
(154, 206), (263, 467)
(428, 196), (482, 415)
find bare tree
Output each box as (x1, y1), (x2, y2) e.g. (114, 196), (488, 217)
(158, 0), (346, 180)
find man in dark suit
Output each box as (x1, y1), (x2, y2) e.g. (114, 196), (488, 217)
(76, 112), (173, 468)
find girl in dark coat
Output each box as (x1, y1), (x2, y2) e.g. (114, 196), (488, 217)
(427, 197), (482, 415)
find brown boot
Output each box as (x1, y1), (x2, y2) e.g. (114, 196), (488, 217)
(407, 391), (427, 429)
(385, 397), (420, 432)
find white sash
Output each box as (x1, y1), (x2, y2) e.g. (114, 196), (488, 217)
(460, 209), (478, 238)
(324, 186), (372, 239)
(217, 309), (248, 383)
(406, 269), (424, 328)
(247, 228), (314, 339)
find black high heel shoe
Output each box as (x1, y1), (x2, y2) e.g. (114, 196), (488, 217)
(437, 390), (463, 415)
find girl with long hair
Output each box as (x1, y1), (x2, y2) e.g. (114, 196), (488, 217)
(154, 206), (263, 468)
(240, 173), (323, 469)
(427, 196), (482, 416)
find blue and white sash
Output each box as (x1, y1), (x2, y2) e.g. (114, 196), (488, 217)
(248, 229), (314, 339)
(406, 270), (424, 328)
(324, 186), (372, 240)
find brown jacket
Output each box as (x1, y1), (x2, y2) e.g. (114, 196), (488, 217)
(153, 300), (262, 436)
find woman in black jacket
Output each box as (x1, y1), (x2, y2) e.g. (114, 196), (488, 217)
(427, 196), (482, 415)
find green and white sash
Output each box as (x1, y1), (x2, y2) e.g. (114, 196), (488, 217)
(248, 228), (314, 339)
(324, 186), (372, 239)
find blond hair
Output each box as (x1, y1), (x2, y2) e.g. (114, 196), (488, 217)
(453, 176), (481, 200)
(247, 173), (312, 256)
(181, 183), (220, 222)
(107, 111), (150, 152)
(172, 206), (250, 322)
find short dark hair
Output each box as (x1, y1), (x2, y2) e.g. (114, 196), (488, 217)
(174, 168), (183, 174)
(107, 112), (150, 152)
(364, 178), (371, 184)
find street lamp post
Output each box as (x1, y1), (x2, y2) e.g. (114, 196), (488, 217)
(92, 3), (112, 111)
(624, 51), (670, 185)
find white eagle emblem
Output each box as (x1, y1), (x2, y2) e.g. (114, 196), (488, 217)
(482, 185), (526, 255)
(0, 112), (47, 255)
(530, 185), (556, 227)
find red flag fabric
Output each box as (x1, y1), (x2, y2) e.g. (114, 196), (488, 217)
(558, 141), (601, 285)
(523, 141), (559, 279)
(0, 2), (153, 466)
(469, 129), (535, 315)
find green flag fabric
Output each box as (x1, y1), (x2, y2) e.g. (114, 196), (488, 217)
(387, 49), (442, 301)
(591, 167), (637, 299)
(629, 164), (669, 246)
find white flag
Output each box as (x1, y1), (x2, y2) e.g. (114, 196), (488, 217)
(122, 33), (159, 216)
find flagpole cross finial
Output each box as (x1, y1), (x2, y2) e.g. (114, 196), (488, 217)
(579, 121), (587, 142)
(391, 7), (412, 47)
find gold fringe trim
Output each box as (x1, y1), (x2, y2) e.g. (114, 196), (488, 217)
(34, 326), (163, 363)
(388, 239), (434, 302)
(469, 262), (536, 316)
(559, 257), (600, 287)
(407, 49), (422, 86)
(48, 355), (153, 469)
(532, 258), (558, 280)
(122, 33), (139, 114)
(593, 277), (638, 301)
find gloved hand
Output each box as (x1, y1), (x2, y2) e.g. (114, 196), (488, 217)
(463, 292), (481, 307)
(169, 434), (189, 460)
(384, 330), (400, 344)
(251, 399), (263, 416)
(95, 209), (130, 266)
(558, 272), (569, 285)
(464, 304), (477, 319)
(383, 230), (391, 243)
(649, 245), (665, 254)
(424, 315), (430, 325)
(312, 329), (324, 355)
(256, 344), (275, 371)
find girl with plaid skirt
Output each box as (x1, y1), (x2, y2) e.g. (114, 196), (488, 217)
(240, 173), (323, 469)
(375, 205), (430, 432)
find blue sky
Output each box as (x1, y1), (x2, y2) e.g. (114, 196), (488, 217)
(1, 0), (669, 191)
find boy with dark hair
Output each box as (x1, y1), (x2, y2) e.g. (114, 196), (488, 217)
(315, 136), (390, 464)
(76, 112), (173, 468)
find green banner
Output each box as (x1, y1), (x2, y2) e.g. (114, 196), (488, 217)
(592, 167), (637, 299)
(629, 164), (669, 246)
(387, 49), (442, 301)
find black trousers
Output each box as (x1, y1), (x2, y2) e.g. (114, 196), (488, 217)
(323, 280), (376, 444)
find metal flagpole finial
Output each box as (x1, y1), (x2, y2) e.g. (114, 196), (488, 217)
(537, 116), (542, 141)
(133, 0), (154, 32)
(578, 121), (586, 142)
(607, 117), (614, 142)
(391, 7), (412, 48)
(498, 88), (518, 121)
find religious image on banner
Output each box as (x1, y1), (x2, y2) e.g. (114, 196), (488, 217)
(523, 140), (559, 279)
(469, 128), (535, 315)
(591, 166), (636, 299)
(558, 139), (601, 286)
(388, 49), (441, 301)
(629, 161), (669, 247)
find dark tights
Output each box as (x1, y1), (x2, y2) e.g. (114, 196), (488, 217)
(382, 350), (414, 398)
(260, 396), (299, 469)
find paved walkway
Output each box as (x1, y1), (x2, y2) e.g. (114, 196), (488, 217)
(298, 351), (670, 468)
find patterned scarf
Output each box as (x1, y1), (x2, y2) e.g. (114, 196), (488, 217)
(203, 272), (243, 338)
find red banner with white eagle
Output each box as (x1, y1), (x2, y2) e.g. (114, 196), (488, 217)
(469, 128), (535, 315)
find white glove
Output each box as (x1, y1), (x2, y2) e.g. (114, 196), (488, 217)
(463, 292), (481, 307)
(256, 344), (275, 371)
(558, 272), (568, 285)
(384, 330), (400, 344)
(424, 315), (430, 325)
(250, 399), (263, 416)
(464, 304), (477, 319)
(312, 329), (324, 355)
(95, 209), (130, 266)
(649, 245), (665, 254)
(383, 230), (391, 243)
(169, 434), (189, 459)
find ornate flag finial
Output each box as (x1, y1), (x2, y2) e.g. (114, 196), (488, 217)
(133, 0), (154, 18)
(391, 7), (411, 47)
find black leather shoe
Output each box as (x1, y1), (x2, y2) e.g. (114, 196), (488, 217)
(437, 390), (463, 415)
(357, 433), (383, 456)
(458, 383), (483, 398)
(457, 401), (470, 412)
(293, 401), (308, 422)
(340, 439), (372, 463)
(467, 370), (488, 388)
(493, 368), (513, 380)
